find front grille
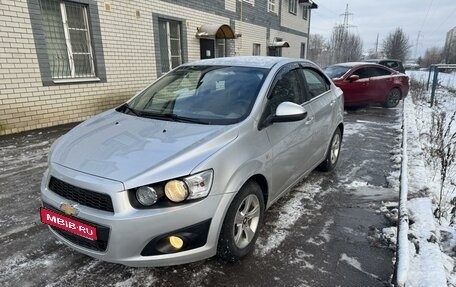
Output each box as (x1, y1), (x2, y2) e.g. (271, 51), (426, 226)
(43, 203), (110, 252)
(48, 177), (114, 212)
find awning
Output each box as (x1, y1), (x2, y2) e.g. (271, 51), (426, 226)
(196, 24), (236, 39)
(268, 41), (290, 48)
(298, 0), (318, 9)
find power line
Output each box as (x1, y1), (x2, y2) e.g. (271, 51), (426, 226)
(420, 0), (435, 31)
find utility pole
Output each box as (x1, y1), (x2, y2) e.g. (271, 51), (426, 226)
(340, 3), (356, 31)
(414, 31), (421, 60)
(375, 33), (379, 57)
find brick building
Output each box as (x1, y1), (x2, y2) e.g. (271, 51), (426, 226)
(0, 0), (317, 135)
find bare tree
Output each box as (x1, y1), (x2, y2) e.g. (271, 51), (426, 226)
(328, 25), (363, 64)
(382, 28), (411, 61)
(422, 46), (444, 68)
(429, 111), (456, 220)
(308, 34), (325, 64)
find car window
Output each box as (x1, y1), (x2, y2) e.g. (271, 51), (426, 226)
(385, 61), (398, 68)
(128, 66), (269, 125)
(351, 67), (375, 79)
(372, 67), (392, 76)
(324, 65), (351, 78)
(301, 68), (330, 99)
(267, 69), (303, 115)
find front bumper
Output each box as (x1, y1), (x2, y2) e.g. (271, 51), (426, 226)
(40, 164), (233, 267)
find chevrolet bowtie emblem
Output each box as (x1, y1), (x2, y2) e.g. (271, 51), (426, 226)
(60, 203), (79, 216)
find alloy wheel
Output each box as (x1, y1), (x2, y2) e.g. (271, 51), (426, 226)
(330, 133), (341, 165)
(233, 194), (260, 249)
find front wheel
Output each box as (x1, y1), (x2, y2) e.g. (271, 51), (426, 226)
(217, 181), (264, 262)
(383, 88), (401, 108)
(318, 128), (342, 172)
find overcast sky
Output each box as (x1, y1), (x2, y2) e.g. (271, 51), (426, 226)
(310, 0), (456, 59)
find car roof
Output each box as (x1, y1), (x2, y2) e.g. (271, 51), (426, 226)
(330, 62), (379, 67)
(181, 56), (314, 69)
(365, 59), (402, 63)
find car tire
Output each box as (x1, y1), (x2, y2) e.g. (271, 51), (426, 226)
(384, 88), (401, 108)
(217, 181), (265, 262)
(318, 128), (342, 172)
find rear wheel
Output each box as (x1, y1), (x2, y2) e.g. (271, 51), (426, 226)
(384, 88), (401, 108)
(217, 181), (264, 262)
(318, 128), (342, 172)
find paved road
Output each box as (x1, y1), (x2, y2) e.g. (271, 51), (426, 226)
(0, 106), (401, 287)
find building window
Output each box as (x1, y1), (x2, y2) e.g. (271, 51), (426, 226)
(242, 0), (255, 5)
(216, 39), (226, 57)
(158, 19), (183, 73)
(302, 7), (308, 20)
(253, 43), (261, 56)
(39, 0), (95, 79)
(289, 0), (297, 14)
(268, 0), (277, 13)
(300, 43), (306, 58)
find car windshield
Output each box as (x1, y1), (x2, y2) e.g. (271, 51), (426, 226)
(324, 65), (351, 79)
(124, 65), (269, 125)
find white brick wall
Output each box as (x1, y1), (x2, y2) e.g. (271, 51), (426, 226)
(235, 21), (267, 56)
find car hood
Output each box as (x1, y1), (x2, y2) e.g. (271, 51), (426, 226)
(50, 110), (238, 188)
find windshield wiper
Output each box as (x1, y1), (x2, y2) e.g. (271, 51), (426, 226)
(138, 111), (210, 125)
(118, 103), (139, 116)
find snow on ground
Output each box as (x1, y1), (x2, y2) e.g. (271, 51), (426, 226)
(255, 179), (327, 256)
(398, 73), (456, 286)
(407, 198), (447, 287)
(407, 70), (456, 90)
(339, 253), (379, 279)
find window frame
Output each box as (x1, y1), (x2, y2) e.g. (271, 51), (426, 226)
(30, 0), (106, 85)
(39, 0), (97, 81)
(288, 0), (298, 15)
(302, 6), (308, 20)
(158, 18), (184, 74)
(268, 0), (277, 13)
(300, 67), (331, 100)
(60, 2), (95, 79)
(253, 43), (261, 56)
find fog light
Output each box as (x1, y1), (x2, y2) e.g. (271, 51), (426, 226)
(136, 186), (158, 206)
(164, 180), (188, 202)
(169, 236), (184, 249)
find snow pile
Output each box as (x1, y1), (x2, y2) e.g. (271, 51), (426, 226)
(407, 198), (446, 287)
(397, 76), (456, 286)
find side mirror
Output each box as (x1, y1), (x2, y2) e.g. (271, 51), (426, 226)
(273, 102), (308, 122)
(348, 74), (360, 82)
(259, 102), (308, 130)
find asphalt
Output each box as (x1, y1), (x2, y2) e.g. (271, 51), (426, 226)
(0, 105), (401, 287)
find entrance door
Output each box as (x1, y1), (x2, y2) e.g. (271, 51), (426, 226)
(200, 39), (215, 59)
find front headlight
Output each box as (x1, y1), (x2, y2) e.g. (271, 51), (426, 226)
(136, 186), (158, 206)
(164, 180), (188, 203)
(132, 170), (214, 208)
(184, 170), (213, 200)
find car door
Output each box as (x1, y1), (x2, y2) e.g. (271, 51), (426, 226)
(368, 67), (393, 103)
(262, 64), (316, 200)
(299, 66), (334, 163)
(339, 67), (373, 105)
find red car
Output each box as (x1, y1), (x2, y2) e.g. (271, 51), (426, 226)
(324, 62), (409, 108)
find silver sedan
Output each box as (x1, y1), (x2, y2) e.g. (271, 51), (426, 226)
(40, 56), (344, 266)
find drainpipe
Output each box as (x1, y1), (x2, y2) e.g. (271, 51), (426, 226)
(238, 0), (243, 55)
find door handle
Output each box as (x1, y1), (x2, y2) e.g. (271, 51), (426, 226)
(305, 116), (314, 124)
(330, 100), (335, 106)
